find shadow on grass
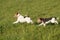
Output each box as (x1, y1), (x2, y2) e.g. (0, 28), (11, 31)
(0, 26), (4, 35)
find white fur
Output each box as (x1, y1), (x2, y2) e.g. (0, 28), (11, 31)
(24, 17), (33, 24)
(13, 13), (33, 24)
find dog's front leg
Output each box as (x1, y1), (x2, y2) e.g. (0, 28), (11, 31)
(13, 19), (19, 24)
(39, 22), (44, 26)
(13, 21), (19, 24)
(39, 22), (46, 27)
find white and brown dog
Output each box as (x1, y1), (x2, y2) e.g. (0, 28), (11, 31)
(13, 12), (33, 24)
(37, 17), (59, 26)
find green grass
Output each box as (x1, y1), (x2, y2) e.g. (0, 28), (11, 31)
(0, 0), (60, 40)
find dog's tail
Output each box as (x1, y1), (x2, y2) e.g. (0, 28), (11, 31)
(54, 17), (59, 20)
(56, 17), (59, 20)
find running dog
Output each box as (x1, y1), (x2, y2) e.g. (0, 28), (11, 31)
(13, 12), (33, 24)
(37, 17), (59, 26)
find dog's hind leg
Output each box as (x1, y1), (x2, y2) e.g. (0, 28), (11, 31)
(55, 21), (58, 24)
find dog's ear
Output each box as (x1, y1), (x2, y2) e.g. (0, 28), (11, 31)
(14, 12), (18, 17)
(16, 12), (19, 15)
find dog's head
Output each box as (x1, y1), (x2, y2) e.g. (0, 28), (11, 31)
(37, 18), (42, 24)
(14, 12), (20, 18)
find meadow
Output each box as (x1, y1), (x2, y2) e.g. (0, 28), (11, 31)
(0, 0), (60, 40)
